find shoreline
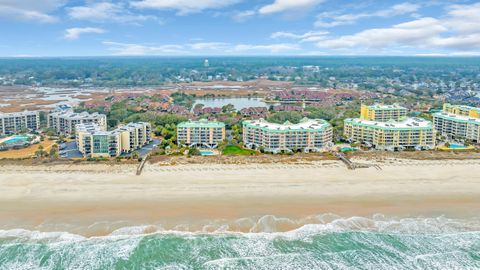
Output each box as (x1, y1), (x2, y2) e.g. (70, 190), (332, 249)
(1, 159), (480, 236)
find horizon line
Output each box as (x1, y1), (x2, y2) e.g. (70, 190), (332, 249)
(1, 55), (480, 59)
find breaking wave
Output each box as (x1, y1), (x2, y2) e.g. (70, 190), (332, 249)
(1, 215), (480, 269)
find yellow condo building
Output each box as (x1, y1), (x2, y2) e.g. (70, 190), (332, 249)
(442, 103), (480, 118)
(433, 104), (480, 142)
(360, 104), (408, 122)
(345, 104), (435, 151)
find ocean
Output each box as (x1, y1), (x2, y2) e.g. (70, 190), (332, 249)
(1, 215), (479, 269)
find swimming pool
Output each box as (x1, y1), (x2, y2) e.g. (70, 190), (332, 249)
(2, 135), (31, 144)
(200, 150), (215, 155)
(449, 144), (467, 149)
(340, 147), (357, 152)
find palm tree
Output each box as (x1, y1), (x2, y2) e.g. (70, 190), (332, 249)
(35, 145), (46, 158)
(49, 144), (59, 159)
(132, 151), (140, 159)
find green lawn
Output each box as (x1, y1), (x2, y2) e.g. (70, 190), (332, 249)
(222, 145), (257, 155)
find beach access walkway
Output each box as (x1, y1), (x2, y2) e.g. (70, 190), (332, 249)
(331, 151), (382, 170)
(136, 144), (158, 176)
(332, 151), (356, 170)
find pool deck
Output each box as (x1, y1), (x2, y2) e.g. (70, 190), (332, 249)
(438, 145), (475, 151)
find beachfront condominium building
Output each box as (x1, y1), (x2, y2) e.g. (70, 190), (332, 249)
(345, 105), (435, 151)
(433, 104), (480, 142)
(344, 118), (436, 151)
(242, 118), (333, 153)
(360, 104), (407, 122)
(76, 122), (152, 158)
(48, 110), (107, 136)
(177, 119), (226, 148)
(0, 111), (40, 136)
(442, 103), (480, 118)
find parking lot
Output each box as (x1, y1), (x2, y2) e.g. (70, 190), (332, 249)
(121, 139), (161, 158)
(59, 141), (83, 158)
(59, 139), (161, 158)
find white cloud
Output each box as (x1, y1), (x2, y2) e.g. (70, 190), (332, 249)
(233, 10), (256, 21)
(259, 0), (324, 14)
(189, 42), (229, 50)
(315, 2), (421, 28)
(377, 2), (420, 16)
(130, 0), (241, 15)
(318, 17), (446, 49)
(102, 41), (299, 55)
(103, 41), (185, 55)
(416, 51), (480, 57)
(0, 0), (66, 23)
(65, 27), (105, 40)
(233, 43), (300, 53)
(68, 2), (159, 24)
(271, 31), (328, 42)
(431, 34), (480, 50)
(316, 3), (480, 53)
(444, 3), (480, 34)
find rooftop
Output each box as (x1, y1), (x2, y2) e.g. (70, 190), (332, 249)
(345, 117), (433, 130)
(76, 123), (105, 134)
(444, 103), (480, 113)
(49, 110), (106, 120)
(0, 110), (39, 117)
(433, 112), (480, 125)
(243, 118), (331, 132)
(178, 119), (225, 129)
(364, 104), (407, 110)
(77, 122), (150, 136)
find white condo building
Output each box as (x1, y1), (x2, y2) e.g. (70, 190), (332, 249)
(177, 119), (226, 148)
(0, 111), (40, 136)
(243, 118), (333, 153)
(48, 110), (107, 136)
(76, 122), (152, 158)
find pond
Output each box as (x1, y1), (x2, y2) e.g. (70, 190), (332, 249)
(192, 97), (271, 110)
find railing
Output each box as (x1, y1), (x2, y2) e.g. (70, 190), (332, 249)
(136, 144), (158, 176)
(331, 151), (355, 170)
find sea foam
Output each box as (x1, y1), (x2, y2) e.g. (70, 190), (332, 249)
(1, 215), (480, 270)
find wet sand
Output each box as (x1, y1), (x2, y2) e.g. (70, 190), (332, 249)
(1, 160), (480, 236)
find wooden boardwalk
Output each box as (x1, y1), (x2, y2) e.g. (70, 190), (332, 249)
(332, 151), (355, 170)
(136, 145), (158, 176)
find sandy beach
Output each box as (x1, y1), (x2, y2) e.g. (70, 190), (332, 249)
(1, 159), (480, 236)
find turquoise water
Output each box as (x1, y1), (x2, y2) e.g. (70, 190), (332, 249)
(340, 147), (357, 152)
(1, 215), (480, 269)
(200, 150), (215, 155)
(449, 144), (467, 149)
(2, 136), (30, 144)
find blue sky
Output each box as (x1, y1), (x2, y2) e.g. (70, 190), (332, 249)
(0, 0), (480, 56)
